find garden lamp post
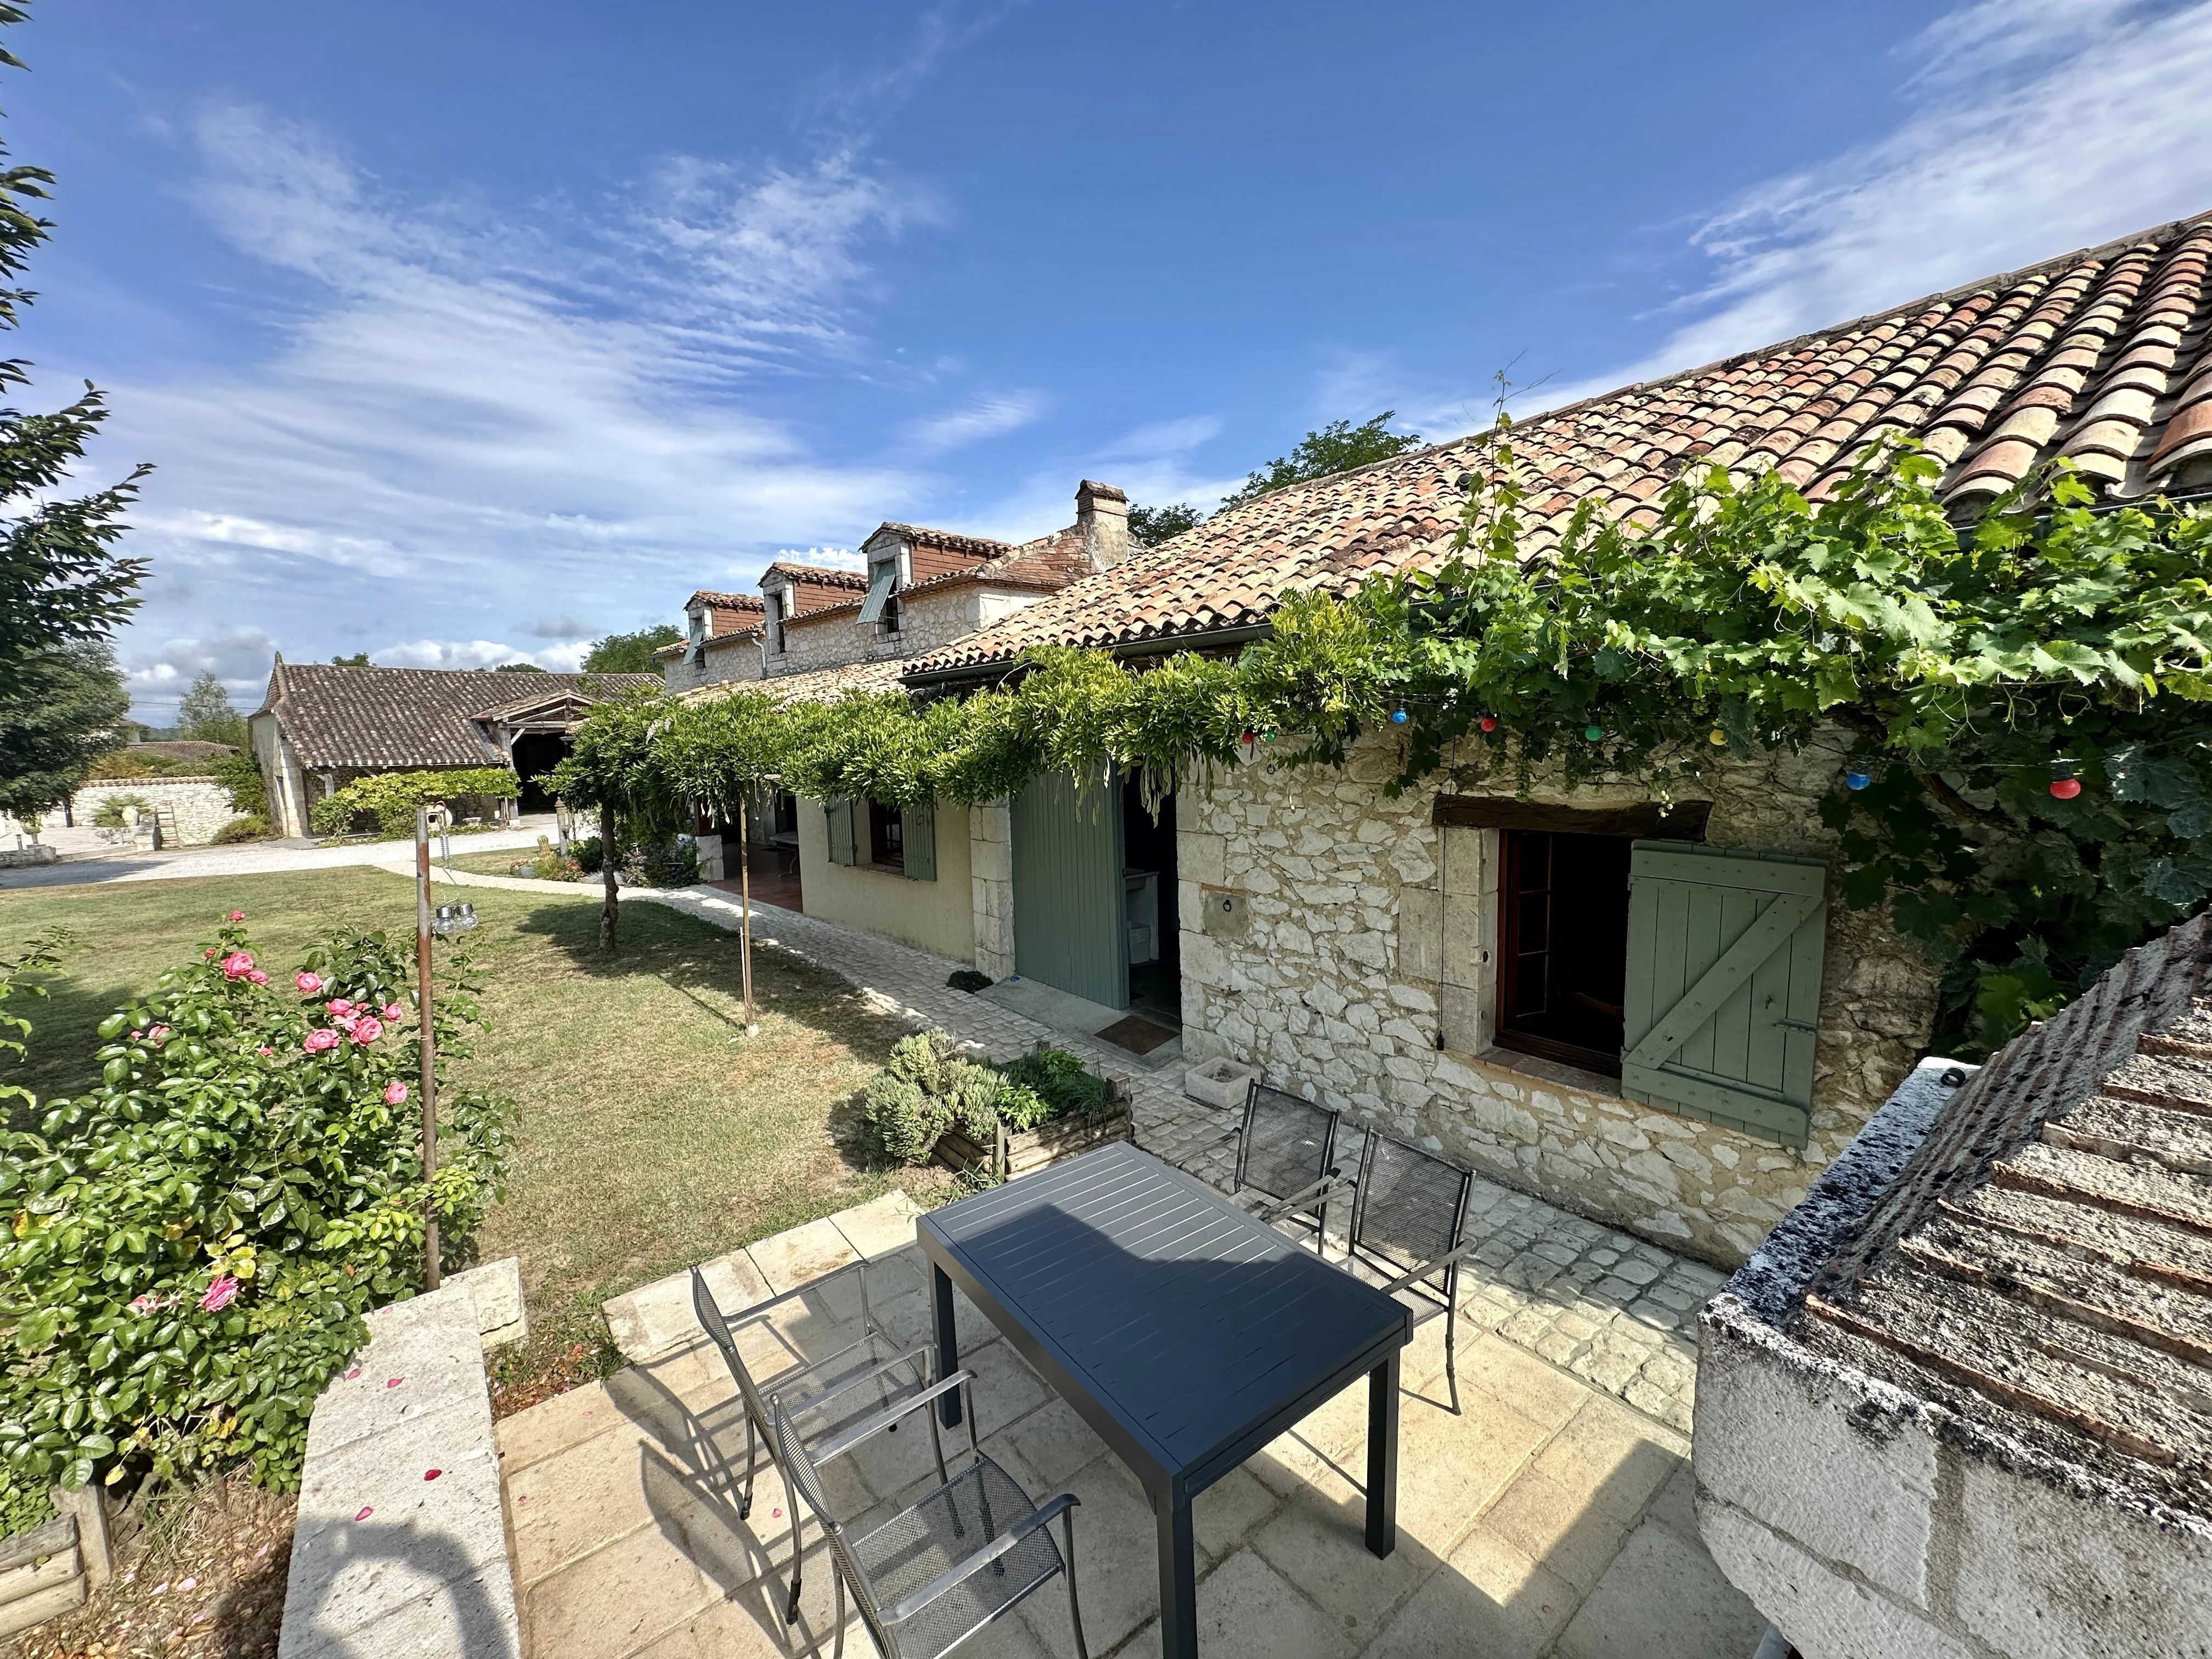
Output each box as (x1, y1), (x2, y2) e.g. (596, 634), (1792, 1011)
(736, 791), (758, 1036)
(413, 805), (478, 1290)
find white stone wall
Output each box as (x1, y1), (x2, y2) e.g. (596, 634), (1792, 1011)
(1174, 732), (1939, 1265)
(969, 799), (1015, 979)
(70, 778), (242, 846)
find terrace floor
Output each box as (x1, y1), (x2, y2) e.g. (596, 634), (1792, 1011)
(502, 1192), (1763, 1659)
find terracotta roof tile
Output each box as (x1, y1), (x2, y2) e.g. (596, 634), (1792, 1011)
(909, 208), (2212, 680)
(254, 665), (657, 770)
(876, 523), (1015, 558)
(764, 561), (871, 592)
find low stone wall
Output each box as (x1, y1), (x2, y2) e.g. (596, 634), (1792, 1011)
(70, 777), (240, 847)
(278, 1260), (526, 1659)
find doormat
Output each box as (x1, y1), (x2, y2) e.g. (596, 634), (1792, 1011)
(1096, 1014), (1178, 1056)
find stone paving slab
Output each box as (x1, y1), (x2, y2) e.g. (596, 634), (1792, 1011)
(505, 1192), (1760, 1659)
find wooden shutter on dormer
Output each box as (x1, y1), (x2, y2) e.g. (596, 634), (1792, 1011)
(1620, 842), (1827, 1148)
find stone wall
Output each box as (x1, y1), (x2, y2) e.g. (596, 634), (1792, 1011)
(69, 777), (241, 846)
(1174, 733), (1939, 1266)
(969, 799), (1015, 978)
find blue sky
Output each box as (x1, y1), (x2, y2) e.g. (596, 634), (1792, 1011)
(19, 1), (2212, 720)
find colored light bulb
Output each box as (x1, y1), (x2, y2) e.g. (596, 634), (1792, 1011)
(1478, 715), (1498, 733)
(1584, 724), (1605, 742)
(1709, 729), (1729, 747)
(2050, 758), (2081, 800)
(1390, 707), (1409, 725)
(1844, 771), (1871, 791)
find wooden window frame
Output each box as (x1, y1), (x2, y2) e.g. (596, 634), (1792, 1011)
(1494, 828), (1631, 1078)
(867, 799), (905, 871)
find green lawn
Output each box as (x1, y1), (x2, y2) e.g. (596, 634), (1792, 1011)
(0, 869), (943, 1402)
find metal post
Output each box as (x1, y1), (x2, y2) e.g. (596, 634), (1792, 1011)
(414, 806), (441, 1291)
(738, 792), (758, 1036)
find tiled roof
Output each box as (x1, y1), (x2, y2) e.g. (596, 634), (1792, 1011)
(877, 523), (1015, 558)
(764, 561), (871, 592)
(1793, 912), (2212, 1509)
(686, 590), (764, 614)
(255, 663), (658, 769)
(680, 657), (908, 708)
(903, 522), (1093, 600)
(908, 210), (2212, 678)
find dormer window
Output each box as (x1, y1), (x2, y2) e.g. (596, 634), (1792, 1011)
(685, 608), (707, 664)
(765, 590), (786, 655)
(858, 557), (900, 634)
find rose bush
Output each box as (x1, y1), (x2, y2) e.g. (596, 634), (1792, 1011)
(0, 916), (511, 1496)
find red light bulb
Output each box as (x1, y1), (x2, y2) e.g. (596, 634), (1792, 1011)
(2049, 776), (2081, 800)
(1479, 716), (1498, 732)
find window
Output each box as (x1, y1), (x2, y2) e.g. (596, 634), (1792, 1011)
(765, 591), (785, 654)
(1496, 828), (1632, 1076)
(857, 558), (900, 633)
(772, 791), (798, 838)
(868, 799), (904, 868)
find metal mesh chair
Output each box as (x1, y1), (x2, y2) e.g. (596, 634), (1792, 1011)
(691, 1262), (947, 1620)
(1224, 1081), (1350, 1249)
(1341, 1133), (1479, 1413)
(769, 1376), (1090, 1659)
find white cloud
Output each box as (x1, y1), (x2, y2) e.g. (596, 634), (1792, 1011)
(1533, 0), (2212, 411)
(907, 391), (1046, 453)
(372, 638), (555, 670)
(98, 106), (936, 720)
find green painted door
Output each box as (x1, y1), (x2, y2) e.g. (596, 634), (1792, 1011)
(1621, 841), (1827, 1148)
(1011, 771), (1128, 1008)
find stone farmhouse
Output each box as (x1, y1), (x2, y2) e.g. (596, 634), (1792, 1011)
(250, 659), (657, 836)
(662, 484), (1122, 956)
(669, 208), (2212, 1271)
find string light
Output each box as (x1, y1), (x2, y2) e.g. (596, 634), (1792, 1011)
(1390, 706), (1409, 725)
(1478, 715), (1498, 733)
(1583, 723), (1605, 742)
(2050, 758), (2081, 800)
(1844, 770), (1872, 791)
(1708, 729), (1728, 747)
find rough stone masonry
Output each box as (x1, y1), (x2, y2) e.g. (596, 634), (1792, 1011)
(1172, 729), (1941, 1267)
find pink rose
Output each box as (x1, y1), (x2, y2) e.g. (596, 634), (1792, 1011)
(245, 969), (269, 986)
(327, 998), (354, 1018)
(350, 1017), (383, 1046)
(204, 947), (218, 960)
(303, 1029), (340, 1054)
(257, 1046), (274, 1057)
(199, 1275), (240, 1313)
(221, 952), (255, 980)
(296, 973), (323, 994)
(145, 1025), (171, 1044)
(228, 911), (246, 922)
(383, 1080), (408, 1105)
(382, 1003), (405, 1021)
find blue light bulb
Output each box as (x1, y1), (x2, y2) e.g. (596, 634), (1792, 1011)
(1844, 771), (1871, 791)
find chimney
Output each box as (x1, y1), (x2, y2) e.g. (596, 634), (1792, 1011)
(1076, 479), (1129, 572)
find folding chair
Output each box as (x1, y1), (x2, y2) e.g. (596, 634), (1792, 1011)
(1221, 1080), (1354, 1249)
(1340, 1133), (1479, 1413)
(691, 1262), (947, 1621)
(769, 1374), (1091, 1659)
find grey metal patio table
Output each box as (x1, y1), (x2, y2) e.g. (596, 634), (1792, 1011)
(917, 1139), (1411, 1659)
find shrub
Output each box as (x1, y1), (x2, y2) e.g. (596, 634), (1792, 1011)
(308, 793), (363, 837)
(91, 792), (152, 830)
(1000, 1046), (1109, 1121)
(0, 917), (511, 1495)
(210, 814), (271, 844)
(316, 768), (521, 839)
(571, 835), (603, 874)
(857, 1032), (1104, 1164)
(622, 838), (698, 890)
(211, 749), (266, 817)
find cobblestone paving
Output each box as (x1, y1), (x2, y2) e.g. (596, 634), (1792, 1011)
(435, 869), (1718, 1434)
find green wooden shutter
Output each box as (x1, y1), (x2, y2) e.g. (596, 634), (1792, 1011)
(904, 799), (936, 881)
(825, 798), (855, 865)
(1011, 771), (1129, 1008)
(1621, 842), (1827, 1148)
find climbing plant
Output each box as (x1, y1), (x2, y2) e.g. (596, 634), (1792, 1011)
(560, 433), (2212, 1054)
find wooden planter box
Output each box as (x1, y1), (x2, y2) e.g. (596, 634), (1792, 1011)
(935, 1109), (1132, 1181)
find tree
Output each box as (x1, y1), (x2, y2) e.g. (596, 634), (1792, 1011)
(1217, 413), (1424, 512)
(1128, 503), (1203, 548)
(330, 652), (372, 667)
(175, 669), (247, 747)
(494, 662), (546, 673)
(0, 8), (149, 704)
(582, 625), (681, 674)
(0, 641), (129, 825)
